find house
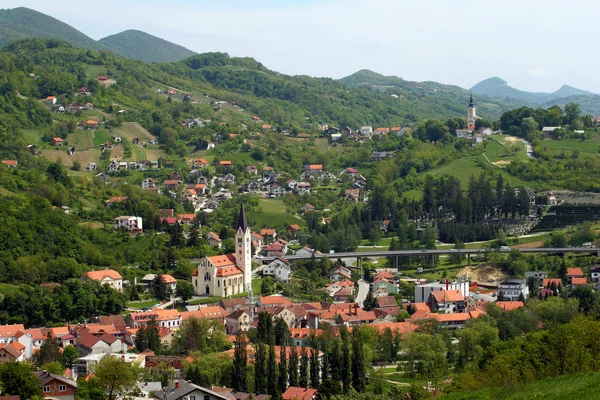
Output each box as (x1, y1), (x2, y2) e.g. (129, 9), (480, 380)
(262, 257), (292, 283)
(283, 387), (318, 400)
(542, 126), (561, 134)
(257, 295), (294, 309)
(164, 180), (180, 190)
(118, 161), (128, 170)
(45, 96), (57, 105)
(591, 266), (600, 289)
(225, 309), (250, 334)
(246, 165), (258, 175)
(373, 127), (390, 136)
(0, 342), (25, 363)
(142, 178), (157, 190)
(270, 185), (287, 197)
(359, 126), (373, 137)
(86, 120), (98, 130)
(114, 216), (143, 233)
(429, 290), (464, 314)
(1, 160), (18, 168)
(193, 158), (210, 169)
(154, 380), (230, 400)
(371, 151), (393, 161)
(50, 137), (63, 147)
(287, 224), (301, 239)
(567, 268), (585, 284)
(295, 247), (318, 257)
(499, 279), (529, 301)
(101, 142), (113, 151)
(106, 196), (128, 205)
(300, 204), (315, 213)
(35, 371), (77, 400)
(330, 266), (352, 282)
(340, 167), (359, 178)
(219, 298), (249, 314)
(344, 188), (360, 202)
(206, 232), (222, 248)
(129, 309), (182, 329)
(178, 214), (197, 225)
(296, 182), (311, 195)
(219, 160), (232, 168)
(414, 280), (471, 303)
(75, 332), (121, 356)
(87, 163), (96, 171)
(82, 269), (123, 292)
(376, 296), (398, 309)
(372, 278), (398, 295)
(525, 271), (548, 287)
(260, 228), (277, 242)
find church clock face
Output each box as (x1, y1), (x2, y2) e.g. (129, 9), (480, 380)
(238, 243), (242, 248)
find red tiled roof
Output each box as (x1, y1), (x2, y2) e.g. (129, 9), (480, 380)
(1, 160), (18, 166)
(259, 295), (293, 306)
(106, 196), (128, 204)
(0, 324), (25, 337)
(495, 301), (524, 311)
(219, 161), (232, 165)
(431, 289), (463, 303)
(543, 278), (562, 288)
(181, 306), (227, 321)
(161, 274), (177, 284)
(572, 277), (588, 285)
(567, 268), (584, 277)
(283, 387), (318, 400)
(307, 164), (323, 170)
(83, 269), (122, 281)
(288, 224), (301, 231)
(216, 266), (243, 277)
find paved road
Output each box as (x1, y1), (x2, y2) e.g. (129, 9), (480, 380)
(356, 279), (369, 307)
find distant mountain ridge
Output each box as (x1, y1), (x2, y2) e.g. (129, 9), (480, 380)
(470, 77), (595, 104)
(0, 7), (196, 63)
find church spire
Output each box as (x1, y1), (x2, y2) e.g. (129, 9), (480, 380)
(236, 202), (248, 232)
(469, 92), (474, 107)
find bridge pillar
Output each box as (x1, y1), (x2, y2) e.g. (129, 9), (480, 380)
(467, 253), (471, 266)
(430, 255), (435, 272)
(394, 256), (398, 270)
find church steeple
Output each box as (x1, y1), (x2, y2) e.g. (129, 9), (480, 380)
(468, 92), (474, 107)
(236, 202), (248, 232)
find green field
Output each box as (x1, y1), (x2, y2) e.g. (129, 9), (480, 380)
(86, 64), (108, 78)
(133, 147), (147, 161)
(247, 199), (304, 228)
(115, 123), (153, 141)
(426, 156), (485, 188)
(92, 130), (111, 146)
(484, 136), (529, 163)
(543, 139), (600, 154)
(252, 278), (263, 295)
(442, 372), (600, 399)
(69, 131), (94, 149)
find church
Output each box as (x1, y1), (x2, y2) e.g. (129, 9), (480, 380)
(192, 203), (252, 297)
(467, 93), (477, 130)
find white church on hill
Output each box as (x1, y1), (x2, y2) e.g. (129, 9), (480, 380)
(192, 203), (252, 297)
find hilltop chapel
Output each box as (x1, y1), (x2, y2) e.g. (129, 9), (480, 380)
(192, 203), (252, 297)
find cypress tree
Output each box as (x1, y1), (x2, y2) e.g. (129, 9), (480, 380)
(320, 340), (330, 381)
(232, 334), (248, 392)
(329, 338), (341, 382)
(299, 344), (309, 388)
(288, 345), (299, 387)
(267, 344), (278, 396)
(310, 346), (320, 388)
(340, 326), (351, 392)
(278, 344), (288, 394)
(254, 343), (267, 394)
(351, 330), (366, 392)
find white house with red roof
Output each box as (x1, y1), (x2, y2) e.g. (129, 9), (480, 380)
(82, 269), (123, 292)
(192, 204), (252, 297)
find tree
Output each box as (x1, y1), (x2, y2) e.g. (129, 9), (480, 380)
(37, 331), (61, 366)
(278, 344), (288, 395)
(288, 345), (299, 387)
(274, 317), (291, 346)
(61, 345), (79, 370)
(340, 326), (351, 392)
(310, 346), (320, 388)
(41, 361), (64, 375)
(267, 344), (279, 397)
(0, 362), (42, 399)
(254, 343), (267, 394)
(564, 102), (582, 125)
(362, 291), (378, 311)
(232, 334), (248, 392)
(135, 318), (161, 353)
(176, 281), (195, 305)
(257, 311), (274, 345)
(152, 274), (171, 300)
(93, 355), (138, 400)
(300, 344), (309, 388)
(351, 330), (366, 392)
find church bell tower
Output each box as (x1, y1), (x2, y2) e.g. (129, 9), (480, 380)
(467, 93), (477, 130)
(235, 203), (252, 292)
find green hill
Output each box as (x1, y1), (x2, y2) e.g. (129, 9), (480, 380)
(442, 372), (600, 400)
(98, 30), (196, 63)
(338, 69), (531, 120)
(540, 94), (600, 115)
(0, 7), (194, 63)
(471, 76), (595, 104)
(0, 7), (104, 51)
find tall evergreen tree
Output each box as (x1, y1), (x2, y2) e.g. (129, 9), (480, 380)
(232, 334), (248, 392)
(267, 344), (278, 396)
(340, 326), (351, 392)
(135, 317), (161, 353)
(320, 339), (330, 381)
(274, 317), (291, 346)
(299, 344), (309, 388)
(288, 345), (299, 387)
(254, 343), (267, 394)
(278, 344), (288, 395)
(257, 311), (274, 345)
(351, 330), (366, 392)
(310, 346), (320, 388)
(329, 338), (341, 383)
(37, 332), (61, 366)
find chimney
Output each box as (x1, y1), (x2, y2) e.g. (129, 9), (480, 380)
(175, 380), (180, 389)
(354, 304), (358, 315)
(446, 280), (449, 291)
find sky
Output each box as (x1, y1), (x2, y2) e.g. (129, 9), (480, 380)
(4, 0), (600, 93)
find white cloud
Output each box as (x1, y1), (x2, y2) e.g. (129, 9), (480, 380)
(527, 68), (555, 79)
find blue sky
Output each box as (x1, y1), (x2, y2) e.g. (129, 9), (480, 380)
(4, 0), (600, 93)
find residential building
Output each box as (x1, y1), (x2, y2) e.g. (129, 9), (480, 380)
(567, 267), (585, 284)
(414, 280), (470, 303)
(499, 279), (529, 301)
(1, 160), (18, 168)
(282, 387), (318, 400)
(262, 257), (292, 284)
(225, 309), (250, 334)
(82, 269), (123, 292)
(359, 126), (373, 137)
(114, 216), (143, 232)
(142, 178), (157, 190)
(35, 371), (77, 400)
(429, 290), (464, 314)
(154, 380), (230, 400)
(128, 309), (182, 329)
(206, 232), (222, 248)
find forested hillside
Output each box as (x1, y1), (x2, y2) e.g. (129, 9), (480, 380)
(98, 30), (196, 63)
